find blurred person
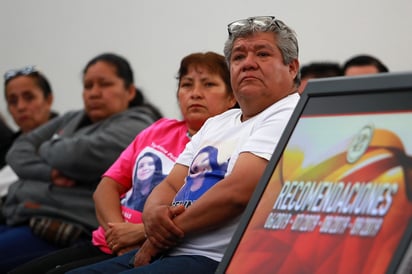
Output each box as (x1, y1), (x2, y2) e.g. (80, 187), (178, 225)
(343, 54), (389, 76)
(0, 116), (15, 221)
(68, 15), (300, 274)
(0, 67), (58, 209)
(9, 51), (236, 274)
(298, 62), (342, 94)
(0, 52), (162, 273)
(4, 65), (57, 136)
(0, 116), (14, 214)
(0, 115), (14, 169)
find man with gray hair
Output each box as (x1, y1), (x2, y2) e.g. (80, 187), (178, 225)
(68, 16), (300, 274)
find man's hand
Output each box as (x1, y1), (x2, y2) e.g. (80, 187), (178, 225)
(133, 239), (162, 267)
(143, 205), (185, 249)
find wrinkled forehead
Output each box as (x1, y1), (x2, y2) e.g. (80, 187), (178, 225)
(232, 32), (277, 51)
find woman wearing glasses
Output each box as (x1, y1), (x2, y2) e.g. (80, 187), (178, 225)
(3, 66), (57, 137)
(0, 67), (58, 206)
(0, 53), (162, 273)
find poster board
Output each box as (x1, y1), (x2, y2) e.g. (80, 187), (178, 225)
(216, 72), (412, 274)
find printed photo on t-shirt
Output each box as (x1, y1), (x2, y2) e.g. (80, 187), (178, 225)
(173, 145), (229, 207)
(121, 147), (174, 211)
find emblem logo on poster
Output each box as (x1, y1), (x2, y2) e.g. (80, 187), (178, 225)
(347, 124), (374, 164)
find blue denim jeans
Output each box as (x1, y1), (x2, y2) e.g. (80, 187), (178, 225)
(67, 249), (219, 274)
(0, 225), (59, 273)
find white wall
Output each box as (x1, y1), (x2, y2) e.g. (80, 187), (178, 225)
(1, 0), (411, 129)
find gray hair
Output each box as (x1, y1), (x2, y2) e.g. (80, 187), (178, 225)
(223, 18), (300, 86)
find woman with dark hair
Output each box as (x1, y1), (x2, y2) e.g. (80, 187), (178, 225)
(83, 53), (162, 121)
(123, 152), (166, 211)
(9, 51), (237, 274)
(1, 66), (58, 206)
(3, 65), (57, 136)
(1, 66), (57, 168)
(0, 52), (160, 272)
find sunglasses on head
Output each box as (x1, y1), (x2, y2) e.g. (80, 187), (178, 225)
(4, 65), (38, 82)
(227, 16), (281, 36)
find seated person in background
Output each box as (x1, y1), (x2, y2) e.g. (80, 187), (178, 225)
(343, 54), (389, 76)
(0, 115), (14, 169)
(0, 66), (58, 205)
(68, 15), (300, 274)
(8, 51), (237, 274)
(297, 61), (342, 94)
(0, 52), (162, 273)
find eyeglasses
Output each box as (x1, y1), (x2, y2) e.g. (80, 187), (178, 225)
(4, 65), (37, 82)
(227, 16), (280, 36)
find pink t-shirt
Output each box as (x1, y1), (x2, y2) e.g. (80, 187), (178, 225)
(92, 118), (190, 254)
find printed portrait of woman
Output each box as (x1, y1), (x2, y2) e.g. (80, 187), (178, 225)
(123, 151), (166, 211)
(174, 145), (228, 205)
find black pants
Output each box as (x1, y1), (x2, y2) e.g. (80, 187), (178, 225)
(8, 241), (114, 274)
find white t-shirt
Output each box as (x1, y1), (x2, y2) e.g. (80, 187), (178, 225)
(170, 93), (300, 261)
